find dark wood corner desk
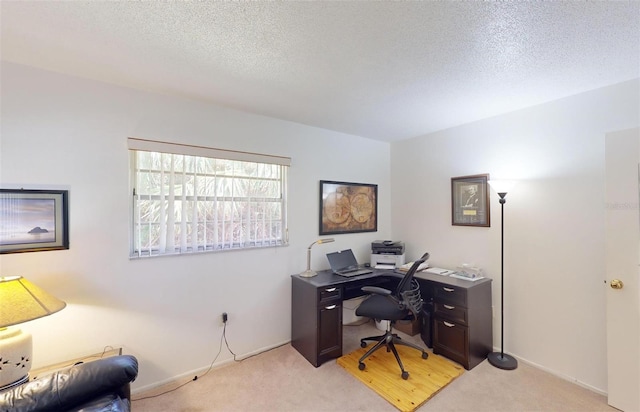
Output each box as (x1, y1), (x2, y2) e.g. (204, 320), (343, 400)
(291, 268), (493, 370)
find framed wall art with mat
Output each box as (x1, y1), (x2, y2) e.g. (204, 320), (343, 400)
(451, 174), (490, 227)
(0, 189), (69, 254)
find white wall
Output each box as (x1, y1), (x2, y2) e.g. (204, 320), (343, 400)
(390, 78), (640, 393)
(3, 60), (638, 395)
(0, 62), (391, 390)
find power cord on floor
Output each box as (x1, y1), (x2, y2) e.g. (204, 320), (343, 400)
(132, 322), (235, 401)
(132, 322), (288, 402)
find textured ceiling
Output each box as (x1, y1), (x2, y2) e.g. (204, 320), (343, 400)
(1, 1), (639, 142)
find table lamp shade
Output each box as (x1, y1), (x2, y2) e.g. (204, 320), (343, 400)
(0, 276), (66, 328)
(0, 276), (66, 389)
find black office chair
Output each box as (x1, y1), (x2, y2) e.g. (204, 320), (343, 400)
(355, 253), (430, 379)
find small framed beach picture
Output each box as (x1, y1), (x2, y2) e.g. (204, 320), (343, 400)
(0, 189), (69, 254)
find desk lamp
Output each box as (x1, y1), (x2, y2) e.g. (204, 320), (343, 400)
(0, 276), (66, 389)
(487, 180), (518, 370)
(300, 238), (335, 277)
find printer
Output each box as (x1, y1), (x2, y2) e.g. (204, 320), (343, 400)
(371, 240), (405, 255)
(371, 240), (405, 269)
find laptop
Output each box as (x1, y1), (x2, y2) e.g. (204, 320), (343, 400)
(326, 249), (373, 277)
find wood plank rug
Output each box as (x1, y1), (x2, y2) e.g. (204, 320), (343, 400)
(337, 345), (464, 412)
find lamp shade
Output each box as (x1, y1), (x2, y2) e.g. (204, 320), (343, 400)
(315, 238), (335, 245)
(488, 180), (516, 194)
(0, 276), (66, 328)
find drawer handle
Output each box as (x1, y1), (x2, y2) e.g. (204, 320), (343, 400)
(443, 287), (455, 292)
(325, 305), (337, 310)
(444, 321), (455, 327)
(325, 287), (337, 292)
(443, 304), (455, 310)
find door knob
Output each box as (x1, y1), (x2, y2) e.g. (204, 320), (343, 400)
(610, 279), (624, 289)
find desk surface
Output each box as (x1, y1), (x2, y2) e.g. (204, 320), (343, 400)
(292, 268), (396, 286)
(292, 268), (491, 288)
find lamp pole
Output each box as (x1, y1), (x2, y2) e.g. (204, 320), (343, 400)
(487, 191), (518, 370)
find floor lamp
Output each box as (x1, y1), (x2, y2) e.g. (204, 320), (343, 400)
(487, 180), (518, 370)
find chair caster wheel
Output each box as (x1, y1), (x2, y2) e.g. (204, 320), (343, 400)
(358, 362), (366, 371)
(360, 341), (367, 348)
(402, 371), (409, 380)
(422, 352), (428, 359)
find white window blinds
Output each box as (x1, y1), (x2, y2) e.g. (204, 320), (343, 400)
(128, 138), (290, 257)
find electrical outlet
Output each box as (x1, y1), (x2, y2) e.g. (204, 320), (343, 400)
(222, 312), (228, 323)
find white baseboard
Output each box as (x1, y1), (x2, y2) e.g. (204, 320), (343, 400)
(490, 349), (607, 396)
(132, 339), (291, 395)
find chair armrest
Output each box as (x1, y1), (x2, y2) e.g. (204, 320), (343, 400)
(0, 355), (138, 412)
(361, 286), (392, 295)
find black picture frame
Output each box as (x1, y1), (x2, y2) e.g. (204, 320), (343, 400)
(0, 189), (69, 254)
(451, 174), (490, 227)
(319, 180), (377, 235)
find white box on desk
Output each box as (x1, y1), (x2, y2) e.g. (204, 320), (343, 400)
(343, 296), (366, 325)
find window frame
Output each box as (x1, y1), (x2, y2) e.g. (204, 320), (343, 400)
(128, 138), (290, 258)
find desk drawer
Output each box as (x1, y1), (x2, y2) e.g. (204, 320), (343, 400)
(434, 302), (467, 325)
(433, 285), (466, 306)
(318, 286), (342, 304)
(433, 318), (468, 368)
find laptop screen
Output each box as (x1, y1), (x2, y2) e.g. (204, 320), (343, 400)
(326, 249), (359, 272)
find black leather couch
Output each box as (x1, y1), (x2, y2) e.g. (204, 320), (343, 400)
(0, 355), (138, 412)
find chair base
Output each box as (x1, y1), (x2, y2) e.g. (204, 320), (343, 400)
(358, 322), (428, 379)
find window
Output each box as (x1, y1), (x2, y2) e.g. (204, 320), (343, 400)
(128, 138), (290, 257)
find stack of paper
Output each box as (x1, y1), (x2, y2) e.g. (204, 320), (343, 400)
(398, 261), (430, 272)
(424, 267), (455, 276)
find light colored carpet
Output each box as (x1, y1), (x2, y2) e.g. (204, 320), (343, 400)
(337, 344), (464, 412)
(133, 320), (615, 411)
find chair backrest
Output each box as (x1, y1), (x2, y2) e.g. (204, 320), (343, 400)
(396, 252), (429, 294)
(396, 252), (430, 316)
